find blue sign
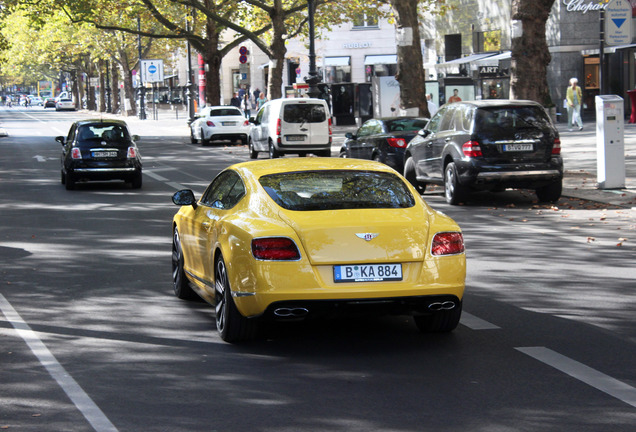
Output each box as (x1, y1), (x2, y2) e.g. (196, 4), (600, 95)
(148, 65), (157, 74)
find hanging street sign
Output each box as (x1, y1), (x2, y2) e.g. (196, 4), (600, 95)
(140, 59), (165, 83)
(605, 0), (633, 46)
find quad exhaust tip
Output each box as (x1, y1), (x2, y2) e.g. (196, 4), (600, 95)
(428, 301), (456, 311)
(273, 307), (309, 318)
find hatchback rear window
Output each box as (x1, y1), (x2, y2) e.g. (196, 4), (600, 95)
(209, 108), (242, 117)
(283, 104), (326, 123)
(77, 124), (129, 142)
(259, 170), (415, 211)
(475, 106), (552, 130)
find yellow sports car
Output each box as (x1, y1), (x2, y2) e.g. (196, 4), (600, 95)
(171, 158), (465, 342)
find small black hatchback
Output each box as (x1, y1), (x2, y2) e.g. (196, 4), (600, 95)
(404, 100), (563, 204)
(57, 119), (142, 190)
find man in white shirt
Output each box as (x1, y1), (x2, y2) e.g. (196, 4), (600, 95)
(426, 93), (438, 117)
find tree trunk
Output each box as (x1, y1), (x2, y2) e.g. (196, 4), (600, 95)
(267, 4), (287, 100)
(202, 18), (222, 105)
(111, 62), (120, 114)
(99, 59), (106, 112)
(510, 0), (555, 105)
(391, 0), (429, 117)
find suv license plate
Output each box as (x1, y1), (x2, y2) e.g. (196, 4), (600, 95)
(334, 264), (402, 283)
(286, 135), (306, 141)
(503, 143), (533, 152)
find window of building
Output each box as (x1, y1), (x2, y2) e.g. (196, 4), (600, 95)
(445, 34), (462, 62)
(364, 55), (397, 82)
(321, 57), (351, 83)
(353, 13), (379, 29)
(473, 30), (501, 53)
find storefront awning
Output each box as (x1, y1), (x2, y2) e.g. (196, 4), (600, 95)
(582, 43), (636, 55)
(437, 52), (498, 66)
(473, 51), (511, 66)
(364, 54), (397, 65)
(324, 56), (350, 67)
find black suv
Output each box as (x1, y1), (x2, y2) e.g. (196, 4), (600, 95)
(404, 100), (563, 204)
(57, 119), (142, 190)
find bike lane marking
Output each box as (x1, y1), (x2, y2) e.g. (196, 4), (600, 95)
(0, 293), (119, 432)
(517, 346), (636, 408)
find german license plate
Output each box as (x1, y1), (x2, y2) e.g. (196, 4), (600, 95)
(92, 151), (118, 158)
(333, 264), (402, 283)
(222, 121), (237, 126)
(286, 135), (306, 141)
(503, 143), (533, 152)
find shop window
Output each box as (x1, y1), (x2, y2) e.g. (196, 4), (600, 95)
(473, 30), (501, 53)
(365, 64), (397, 82)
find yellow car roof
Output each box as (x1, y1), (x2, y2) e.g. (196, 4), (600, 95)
(229, 158), (398, 178)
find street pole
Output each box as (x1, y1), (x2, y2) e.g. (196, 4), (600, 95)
(599, 8), (605, 95)
(185, 11), (195, 124)
(305, 0), (321, 98)
(137, 17), (146, 120)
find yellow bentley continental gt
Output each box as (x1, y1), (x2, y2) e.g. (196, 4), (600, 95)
(171, 158), (465, 342)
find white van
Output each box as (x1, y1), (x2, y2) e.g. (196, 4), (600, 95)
(248, 98), (332, 158)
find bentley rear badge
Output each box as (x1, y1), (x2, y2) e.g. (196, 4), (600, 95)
(356, 233), (379, 241)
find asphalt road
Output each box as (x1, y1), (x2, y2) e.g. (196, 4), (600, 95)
(1, 107), (635, 431)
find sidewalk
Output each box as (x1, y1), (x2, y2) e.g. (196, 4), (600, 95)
(112, 107), (636, 209)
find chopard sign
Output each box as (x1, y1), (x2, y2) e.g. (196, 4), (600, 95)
(563, 0), (609, 14)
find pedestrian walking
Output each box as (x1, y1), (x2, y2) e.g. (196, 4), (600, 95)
(566, 77), (584, 131)
(257, 92), (268, 110)
(230, 92), (240, 108)
(241, 94), (251, 118)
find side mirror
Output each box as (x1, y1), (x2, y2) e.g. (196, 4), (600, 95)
(417, 129), (431, 138)
(132, 135), (140, 141)
(55, 136), (65, 145)
(345, 132), (355, 139)
(249, 117), (256, 124)
(172, 189), (197, 209)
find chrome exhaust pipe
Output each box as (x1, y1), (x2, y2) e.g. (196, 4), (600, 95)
(273, 307), (309, 318)
(428, 301), (456, 311)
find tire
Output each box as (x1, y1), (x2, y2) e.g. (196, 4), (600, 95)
(214, 255), (257, 342)
(269, 140), (280, 159)
(317, 149), (331, 157)
(404, 157), (426, 194)
(172, 228), (196, 300)
(339, 150), (348, 158)
(200, 128), (209, 146)
(61, 170), (66, 185)
(65, 172), (76, 190)
(444, 162), (466, 205)
(414, 301), (462, 333)
(536, 180), (562, 203)
(130, 172), (143, 189)
(190, 128), (198, 144)
(248, 139), (258, 159)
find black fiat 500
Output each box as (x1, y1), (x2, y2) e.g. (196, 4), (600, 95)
(404, 100), (563, 204)
(57, 119), (142, 190)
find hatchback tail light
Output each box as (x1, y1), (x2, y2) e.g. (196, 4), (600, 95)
(551, 137), (561, 155)
(387, 137), (407, 148)
(243, 120), (250, 127)
(127, 147), (138, 159)
(252, 237), (300, 260)
(432, 232), (465, 256)
(462, 141), (482, 157)
(206, 121), (215, 127)
(71, 148), (82, 159)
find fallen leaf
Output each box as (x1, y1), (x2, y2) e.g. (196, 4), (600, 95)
(587, 237), (596, 243)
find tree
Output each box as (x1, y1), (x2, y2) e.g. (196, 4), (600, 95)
(509, 0), (556, 105)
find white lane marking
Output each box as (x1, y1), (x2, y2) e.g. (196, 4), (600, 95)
(144, 170), (198, 192)
(516, 346), (636, 408)
(0, 294), (119, 432)
(461, 312), (500, 330)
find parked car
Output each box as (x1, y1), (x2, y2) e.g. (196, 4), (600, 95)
(171, 158), (465, 342)
(56, 98), (76, 111)
(404, 100), (563, 204)
(43, 97), (57, 108)
(339, 117), (429, 172)
(56, 119), (142, 190)
(248, 98), (332, 159)
(28, 95), (43, 106)
(189, 106), (250, 145)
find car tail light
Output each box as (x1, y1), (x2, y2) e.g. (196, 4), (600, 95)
(252, 237), (300, 260)
(206, 121), (215, 127)
(432, 232), (465, 256)
(551, 137), (561, 155)
(243, 120), (250, 127)
(462, 141), (482, 157)
(328, 117), (333, 136)
(387, 137), (407, 148)
(71, 148), (82, 159)
(276, 118), (281, 136)
(127, 147), (137, 158)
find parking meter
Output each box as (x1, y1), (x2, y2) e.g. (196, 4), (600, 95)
(595, 95), (625, 189)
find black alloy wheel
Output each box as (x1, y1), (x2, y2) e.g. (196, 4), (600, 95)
(248, 138), (258, 159)
(404, 157), (426, 194)
(268, 140), (280, 159)
(444, 162), (466, 205)
(172, 228), (196, 300)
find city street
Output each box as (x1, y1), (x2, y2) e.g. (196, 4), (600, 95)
(1, 106), (635, 431)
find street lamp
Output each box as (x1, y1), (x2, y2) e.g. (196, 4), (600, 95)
(305, 0), (321, 98)
(185, 10), (195, 124)
(137, 17), (147, 120)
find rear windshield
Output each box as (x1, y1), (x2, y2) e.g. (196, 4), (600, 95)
(283, 104), (327, 123)
(77, 124), (129, 142)
(259, 170), (415, 211)
(386, 118), (429, 132)
(475, 106), (552, 130)
(209, 108), (242, 117)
